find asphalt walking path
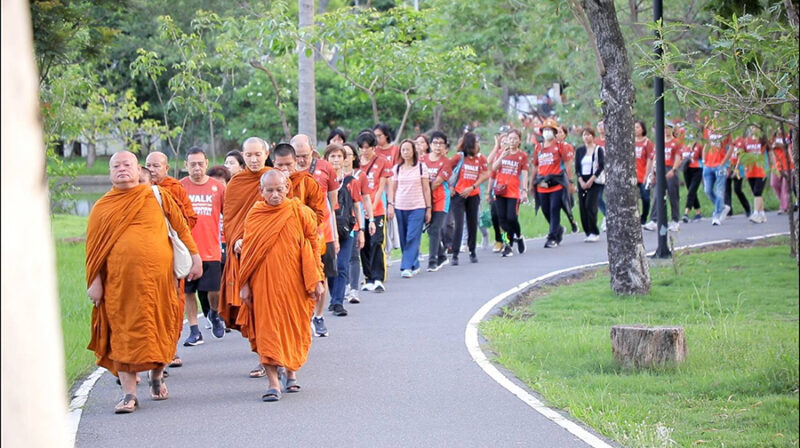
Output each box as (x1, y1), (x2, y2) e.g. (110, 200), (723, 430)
(75, 212), (789, 447)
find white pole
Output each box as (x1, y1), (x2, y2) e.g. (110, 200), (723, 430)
(1, 0), (70, 447)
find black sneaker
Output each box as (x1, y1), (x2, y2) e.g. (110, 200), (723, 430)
(557, 225), (565, 243)
(328, 303), (335, 312)
(682, 214), (689, 223)
(312, 316), (329, 337)
(501, 244), (514, 257)
(332, 304), (348, 316)
(451, 256), (459, 266)
(470, 252), (478, 263)
(516, 237), (526, 254)
(544, 239), (558, 248)
(570, 220), (578, 233)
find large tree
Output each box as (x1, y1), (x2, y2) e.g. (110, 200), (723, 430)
(298, 0), (317, 144)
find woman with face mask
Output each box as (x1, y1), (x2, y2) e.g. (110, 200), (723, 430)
(530, 119), (576, 248)
(491, 129), (529, 256)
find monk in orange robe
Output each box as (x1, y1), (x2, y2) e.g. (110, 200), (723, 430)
(218, 137), (271, 332)
(146, 151), (199, 367)
(272, 142), (326, 226)
(239, 170), (325, 401)
(86, 151), (202, 413)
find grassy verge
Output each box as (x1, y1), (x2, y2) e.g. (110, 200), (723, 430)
(481, 241), (799, 448)
(52, 214), (94, 386)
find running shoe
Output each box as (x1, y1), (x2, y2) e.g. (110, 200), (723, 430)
(642, 221), (657, 231)
(183, 330), (204, 347)
(544, 239), (558, 248)
(427, 263), (438, 272)
(585, 234), (600, 242)
(682, 214), (689, 223)
(373, 280), (386, 293)
(470, 252), (478, 263)
(557, 225), (565, 243)
(516, 236), (526, 254)
(411, 267), (421, 276)
(209, 309), (225, 339)
(312, 316), (328, 337)
(749, 213), (760, 223)
(332, 304), (348, 317)
(668, 221), (680, 232)
(719, 205), (731, 222)
(401, 269), (413, 278)
(492, 242), (503, 253)
(361, 282), (375, 292)
(451, 256), (459, 266)
(203, 314), (213, 330)
(501, 244), (513, 257)
(692, 213), (703, 222)
(712, 218), (721, 226)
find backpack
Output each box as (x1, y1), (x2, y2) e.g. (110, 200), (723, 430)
(336, 176), (357, 241)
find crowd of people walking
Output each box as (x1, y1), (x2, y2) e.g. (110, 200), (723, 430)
(86, 116), (795, 412)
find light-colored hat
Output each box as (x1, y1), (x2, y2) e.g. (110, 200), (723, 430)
(540, 118), (559, 132)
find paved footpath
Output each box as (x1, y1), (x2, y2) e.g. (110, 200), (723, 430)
(75, 213), (789, 448)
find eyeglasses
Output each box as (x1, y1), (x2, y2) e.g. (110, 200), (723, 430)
(431, 141), (446, 145)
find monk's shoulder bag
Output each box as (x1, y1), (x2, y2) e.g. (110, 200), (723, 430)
(152, 186), (193, 279)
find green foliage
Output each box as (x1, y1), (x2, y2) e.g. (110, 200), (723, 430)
(483, 243), (799, 447)
(46, 144), (80, 213)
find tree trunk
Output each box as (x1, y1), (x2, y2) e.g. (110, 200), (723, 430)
(298, 0), (317, 146)
(394, 91), (413, 143)
(791, 121), (799, 264)
(87, 141), (97, 169)
(370, 92), (380, 124)
(433, 103), (444, 130)
(611, 325), (687, 369)
(208, 108), (216, 159)
(582, 0), (651, 295)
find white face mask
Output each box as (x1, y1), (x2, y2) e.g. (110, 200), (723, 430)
(542, 129), (555, 141)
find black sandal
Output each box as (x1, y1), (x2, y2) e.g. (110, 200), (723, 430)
(150, 377), (169, 401)
(114, 394), (138, 414)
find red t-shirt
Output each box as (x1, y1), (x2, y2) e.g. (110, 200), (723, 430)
(308, 158), (339, 243)
(664, 139), (683, 168)
(559, 141), (575, 163)
(376, 144), (400, 166)
(362, 155), (392, 216)
(422, 153), (452, 212)
(634, 137), (655, 183)
(682, 142), (702, 168)
(180, 176), (225, 261)
(771, 137), (792, 171)
(494, 151), (529, 199)
(595, 137), (606, 148)
(704, 131), (730, 167)
(730, 137), (745, 165)
(452, 153), (488, 197)
(742, 137), (766, 178)
(532, 142), (571, 193)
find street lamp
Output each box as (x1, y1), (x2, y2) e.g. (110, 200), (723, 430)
(653, 0), (671, 258)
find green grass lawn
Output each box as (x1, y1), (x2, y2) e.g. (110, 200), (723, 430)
(481, 241), (799, 448)
(52, 215), (94, 386)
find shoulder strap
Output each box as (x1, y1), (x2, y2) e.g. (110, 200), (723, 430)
(152, 185), (164, 212)
(309, 158), (318, 175)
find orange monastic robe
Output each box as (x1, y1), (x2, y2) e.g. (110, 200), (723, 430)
(86, 184), (199, 376)
(288, 171), (325, 226)
(238, 198), (324, 371)
(219, 167), (270, 328)
(158, 176), (197, 229)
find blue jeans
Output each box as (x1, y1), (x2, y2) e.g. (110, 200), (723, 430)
(703, 164), (727, 218)
(396, 208), (425, 271)
(329, 234), (354, 306)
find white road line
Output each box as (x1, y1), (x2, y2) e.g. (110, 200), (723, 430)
(464, 233), (789, 448)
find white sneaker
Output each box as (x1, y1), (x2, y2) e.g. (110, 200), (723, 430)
(749, 213), (760, 223)
(585, 234), (600, 242)
(411, 267), (421, 277)
(668, 221), (680, 232)
(401, 269), (413, 278)
(601, 217), (607, 232)
(712, 218), (721, 226)
(642, 221), (657, 231)
(719, 205), (731, 222)
(373, 280), (386, 293)
(760, 212), (767, 223)
(361, 282), (375, 292)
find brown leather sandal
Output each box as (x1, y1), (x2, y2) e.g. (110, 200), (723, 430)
(114, 394), (138, 414)
(150, 377), (169, 401)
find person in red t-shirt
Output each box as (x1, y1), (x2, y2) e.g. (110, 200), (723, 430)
(681, 131), (704, 222)
(742, 125), (768, 222)
(702, 121), (734, 225)
(531, 118), (575, 248)
(769, 130), (793, 213)
(634, 120), (656, 225)
(724, 135), (752, 220)
(373, 124), (401, 257)
(643, 123), (683, 232)
(357, 130), (392, 292)
(180, 147), (227, 343)
(449, 131), (489, 264)
(422, 130), (454, 271)
(491, 128), (529, 257)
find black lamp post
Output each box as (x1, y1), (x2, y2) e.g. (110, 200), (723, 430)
(653, 0), (671, 258)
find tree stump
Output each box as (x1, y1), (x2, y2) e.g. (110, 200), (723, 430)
(610, 325), (687, 369)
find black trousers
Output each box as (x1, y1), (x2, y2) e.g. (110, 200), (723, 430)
(540, 188), (564, 242)
(724, 176), (751, 216)
(577, 180), (603, 236)
(451, 194), (480, 256)
(495, 196), (521, 240)
(360, 215), (386, 283)
(427, 211), (447, 267)
(490, 199), (503, 242)
(683, 166), (702, 210)
(638, 182), (651, 225)
(650, 174), (681, 223)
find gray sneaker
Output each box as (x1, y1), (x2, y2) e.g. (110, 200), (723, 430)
(312, 316), (328, 337)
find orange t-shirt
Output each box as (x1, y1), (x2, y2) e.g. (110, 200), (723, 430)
(494, 151), (529, 199)
(634, 137), (655, 183)
(362, 155), (392, 216)
(771, 137), (792, 171)
(452, 153), (488, 197)
(532, 142), (572, 193)
(704, 131), (730, 167)
(682, 142), (702, 168)
(742, 137), (766, 178)
(180, 177), (225, 261)
(664, 139), (683, 168)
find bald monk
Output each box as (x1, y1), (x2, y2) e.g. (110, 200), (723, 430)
(146, 151), (198, 368)
(86, 151), (202, 413)
(291, 134), (339, 337)
(219, 137), (270, 334)
(239, 170), (325, 401)
(272, 142), (326, 226)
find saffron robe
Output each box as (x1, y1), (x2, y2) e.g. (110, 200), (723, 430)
(238, 198), (324, 371)
(289, 170), (326, 254)
(219, 167), (270, 328)
(86, 184), (199, 376)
